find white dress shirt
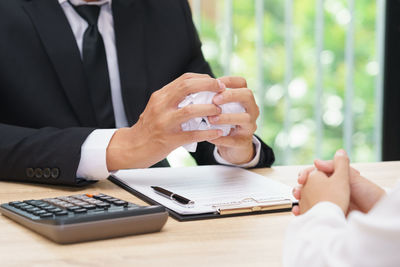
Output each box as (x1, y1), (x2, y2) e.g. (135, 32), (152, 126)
(283, 181), (400, 267)
(59, 0), (261, 180)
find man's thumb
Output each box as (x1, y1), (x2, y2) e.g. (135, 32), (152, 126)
(333, 149), (350, 178)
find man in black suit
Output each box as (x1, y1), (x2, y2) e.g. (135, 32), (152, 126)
(0, 0), (274, 186)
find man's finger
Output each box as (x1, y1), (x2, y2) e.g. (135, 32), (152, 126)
(213, 88), (259, 118)
(180, 129), (223, 144)
(178, 72), (211, 81)
(208, 135), (252, 148)
(171, 78), (223, 103)
(208, 113), (251, 126)
(176, 104), (221, 123)
(217, 76), (247, 88)
(333, 149), (350, 179)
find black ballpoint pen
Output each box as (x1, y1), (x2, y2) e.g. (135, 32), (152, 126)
(151, 186), (195, 206)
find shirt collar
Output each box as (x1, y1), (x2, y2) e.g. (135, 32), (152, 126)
(59, 0), (112, 7)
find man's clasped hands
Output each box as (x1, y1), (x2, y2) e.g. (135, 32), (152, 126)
(106, 73), (259, 171)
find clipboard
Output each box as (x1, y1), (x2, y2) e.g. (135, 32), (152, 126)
(109, 166), (296, 221)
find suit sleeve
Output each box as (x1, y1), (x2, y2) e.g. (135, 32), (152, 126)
(179, 0), (275, 168)
(0, 123), (96, 186)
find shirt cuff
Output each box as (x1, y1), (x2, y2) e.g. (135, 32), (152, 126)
(213, 136), (261, 168)
(76, 129), (117, 180)
(303, 201), (347, 219)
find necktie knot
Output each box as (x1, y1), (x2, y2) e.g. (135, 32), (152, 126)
(69, 3), (101, 26)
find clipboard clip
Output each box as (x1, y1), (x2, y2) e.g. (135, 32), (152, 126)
(214, 198), (293, 215)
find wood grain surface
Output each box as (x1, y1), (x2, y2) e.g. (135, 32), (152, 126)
(1, 162), (398, 267)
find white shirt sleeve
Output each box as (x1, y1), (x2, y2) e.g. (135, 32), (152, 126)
(213, 135), (261, 168)
(283, 183), (400, 267)
(78, 130), (262, 180)
(76, 129), (117, 180)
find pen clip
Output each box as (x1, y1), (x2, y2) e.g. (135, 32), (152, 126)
(214, 198), (292, 215)
(172, 197), (195, 208)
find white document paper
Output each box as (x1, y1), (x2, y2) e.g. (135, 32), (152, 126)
(111, 166), (295, 215)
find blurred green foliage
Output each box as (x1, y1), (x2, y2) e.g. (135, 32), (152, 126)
(187, 0), (378, 165)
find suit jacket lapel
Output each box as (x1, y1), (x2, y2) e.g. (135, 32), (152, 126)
(112, 0), (148, 125)
(22, 0), (97, 126)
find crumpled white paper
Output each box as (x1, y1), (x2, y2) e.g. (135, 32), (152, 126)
(178, 91), (245, 152)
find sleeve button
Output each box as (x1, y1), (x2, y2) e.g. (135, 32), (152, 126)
(34, 168), (43, 178)
(43, 168), (51, 178)
(26, 168), (34, 178)
(51, 168), (60, 179)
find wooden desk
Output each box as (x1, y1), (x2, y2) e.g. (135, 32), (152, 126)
(1, 162), (399, 267)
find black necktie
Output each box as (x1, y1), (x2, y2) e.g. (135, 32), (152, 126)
(69, 2), (115, 128)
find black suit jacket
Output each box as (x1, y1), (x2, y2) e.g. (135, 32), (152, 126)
(0, 0), (274, 186)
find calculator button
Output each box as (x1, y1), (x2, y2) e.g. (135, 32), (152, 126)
(14, 204), (29, 210)
(113, 200), (128, 206)
(55, 213), (68, 216)
(21, 205), (35, 211)
(60, 203), (74, 208)
(67, 206), (80, 211)
(55, 211), (68, 216)
(46, 208), (62, 212)
(26, 207), (41, 213)
(43, 198), (56, 203)
(96, 203), (110, 209)
(39, 213), (53, 218)
(74, 202), (87, 206)
(73, 209), (87, 214)
(33, 210), (47, 216)
(11, 203), (27, 208)
(9, 201), (23, 206)
(82, 205), (96, 210)
(36, 203), (51, 208)
(23, 200), (37, 205)
(54, 201), (68, 206)
(24, 200), (44, 206)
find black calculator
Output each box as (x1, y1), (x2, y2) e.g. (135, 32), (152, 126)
(0, 193), (168, 244)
